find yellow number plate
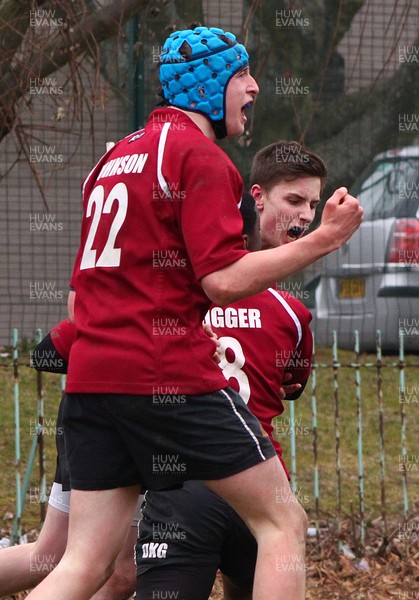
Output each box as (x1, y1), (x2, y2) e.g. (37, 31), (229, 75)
(338, 278), (365, 298)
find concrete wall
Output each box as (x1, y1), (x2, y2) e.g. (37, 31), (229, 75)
(0, 65), (128, 346)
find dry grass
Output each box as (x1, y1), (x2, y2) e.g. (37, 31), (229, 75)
(0, 351), (418, 598)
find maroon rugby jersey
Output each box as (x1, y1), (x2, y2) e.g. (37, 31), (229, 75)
(205, 288), (313, 477)
(66, 108), (247, 394)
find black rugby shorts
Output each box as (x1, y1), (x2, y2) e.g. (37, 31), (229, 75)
(62, 387), (276, 491)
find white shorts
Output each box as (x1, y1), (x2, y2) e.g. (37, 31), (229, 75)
(48, 482), (144, 526)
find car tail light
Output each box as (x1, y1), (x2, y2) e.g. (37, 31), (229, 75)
(386, 218), (419, 263)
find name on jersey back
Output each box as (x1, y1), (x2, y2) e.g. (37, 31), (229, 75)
(97, 153), (149, 180)
(205, 307), (261, 329)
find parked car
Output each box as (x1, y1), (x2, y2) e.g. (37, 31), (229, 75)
(304, 144), (419, 352)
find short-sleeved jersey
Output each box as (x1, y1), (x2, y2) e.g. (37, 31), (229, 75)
(205, 288), (313, 477)
(50, 319), (76, 361)
(66, 108), (247, 394)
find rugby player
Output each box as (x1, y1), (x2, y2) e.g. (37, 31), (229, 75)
(0, 320), (140, 600)
(25, 26), (362, 600)
(135, 141), (323, 599)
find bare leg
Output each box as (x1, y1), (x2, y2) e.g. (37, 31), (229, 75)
(23, 459), (304, 600)
(0, 506), (68, 595)
(24, 485), (140, 600)
(91, 525), (137, 600)
(205, 457), (307, 600)
(0, 522), (137, 600)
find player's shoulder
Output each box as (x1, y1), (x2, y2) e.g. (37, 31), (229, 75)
(265, 288), (312, 324)
(148, 108), (232, 161)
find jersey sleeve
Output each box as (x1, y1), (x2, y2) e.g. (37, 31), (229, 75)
(49, 319), (76, 360)
(177, 142), (248, 281)
(284, 302), (313, 400)
(31, 319), (75, 374)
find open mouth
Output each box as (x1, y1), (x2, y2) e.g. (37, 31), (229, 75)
(241, 102), (253, 120)
(287, 225), (306, 241)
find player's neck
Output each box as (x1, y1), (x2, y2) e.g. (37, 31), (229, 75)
(169, 107), (216, 141)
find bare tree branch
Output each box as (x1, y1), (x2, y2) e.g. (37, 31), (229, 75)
(0, 0), (32, 79)
(0, 0), (149, 140)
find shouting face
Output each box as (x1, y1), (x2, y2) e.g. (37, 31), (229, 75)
(225, 67), (259, 137)
(252, 177), (321, 249)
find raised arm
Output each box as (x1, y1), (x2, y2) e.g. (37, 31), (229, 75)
(201, 187), (362, 305)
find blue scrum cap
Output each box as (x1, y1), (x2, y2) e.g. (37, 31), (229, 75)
(159, 26), (249, 139)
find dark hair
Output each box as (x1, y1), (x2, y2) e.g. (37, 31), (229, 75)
(250, 141), (327, 192)
(239, 191), (258, 236)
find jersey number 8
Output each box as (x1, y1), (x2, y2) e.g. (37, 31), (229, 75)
(218, 336), (251, 404)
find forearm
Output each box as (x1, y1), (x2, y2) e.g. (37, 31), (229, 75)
(0, 543), (38, 595)
(202, 226), (336, 305)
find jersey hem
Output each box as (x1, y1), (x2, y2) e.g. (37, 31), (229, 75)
(65, 375), (229, 395)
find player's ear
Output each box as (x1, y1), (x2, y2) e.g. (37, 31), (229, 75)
(251, 184), (264, 212)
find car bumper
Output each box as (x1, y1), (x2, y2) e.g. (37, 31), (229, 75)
(309, 274), (419, 352)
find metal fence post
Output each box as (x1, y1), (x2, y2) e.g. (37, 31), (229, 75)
(332, 331), (342, 551)
(34, 328), (47, 522)
(376, 330), (387, 544)
(398, 328), (409, 521)
(289, 400), (297, 493)
(11, 329), (21, 545)
(310, 334), (320, 541)
(354, 330), (365, 547)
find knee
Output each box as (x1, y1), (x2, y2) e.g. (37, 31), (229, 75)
(64, 555), (116, 590)
(286, 501), (308, 536)
(100, 561), (117, 587)
(297, 504), (308, 538)
(105, 560), (136, 599)
(27, 541), (62, 583)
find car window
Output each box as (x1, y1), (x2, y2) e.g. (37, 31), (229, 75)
(351, 158), (419, 221)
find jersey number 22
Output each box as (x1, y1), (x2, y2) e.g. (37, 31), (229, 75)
(80, 183), (128, 270)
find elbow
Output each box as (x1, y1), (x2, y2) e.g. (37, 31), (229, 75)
(213, 292), (237, 306)
(201, 273), (239, 306)
(201, 257), (257, 305)
(203, 288), (237, 307)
